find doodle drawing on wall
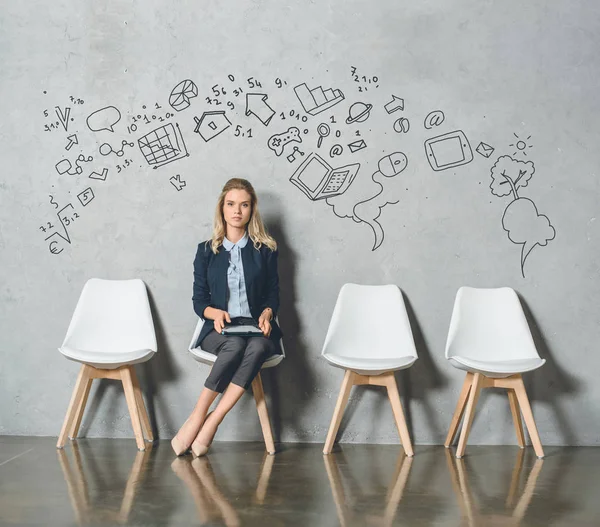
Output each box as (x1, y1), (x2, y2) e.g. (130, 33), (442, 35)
(346, 102), (372, 124)
(316, 123), (330, 148)
(327, 152), (408, 251)
(286, 146), (305, 163)
(267, 127), (302, 156)
(294, 82), (345, 116)
(99, 140), (134, 157)
(55, 106), (71, 131)
(45, 203), (75, 255)
(89, 168), (108, 181)
(490, 155), (555, 277)
(348, 139), (367, 153)
(77, 187), (95, 207)
(509, 133), (533, 157)
(65, 134), (78, 151)
(384, 95), (404, 114)
(245, 93), (275, 126)
(290, 153), (360, 201)
(86, 106), (122, 133)
(193, 111), (232, 142)
(424, 110), (445, 129)
(138, 123), (189, 169)
(393, 117), (410, 134)
(169, 79), (198, 112)
(170, 174), (186, 191)
(55, 154), (93, 176)
(476, 142), (495, 158)
(424, 130), (473, 171)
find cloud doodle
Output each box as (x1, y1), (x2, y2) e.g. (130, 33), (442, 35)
(327, 152), (408, 250)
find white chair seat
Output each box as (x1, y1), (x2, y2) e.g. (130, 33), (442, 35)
(448, 356), (546, 378)
(322, 353), (417, 376)
(189, 346), (284, 369)
(59, 345), (156, 370)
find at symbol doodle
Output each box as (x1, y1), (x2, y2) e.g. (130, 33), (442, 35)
(424, 110), (445, 129)
(329, 144), (343, 158)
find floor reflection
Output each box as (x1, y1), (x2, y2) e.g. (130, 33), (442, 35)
(57, 443), (152, 525)
(323, 450), (414, 527)
(171, 452), (275, 527)
(445, 448), (543, 526)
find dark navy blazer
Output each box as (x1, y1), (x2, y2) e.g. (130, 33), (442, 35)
(193, 240), (282, 349)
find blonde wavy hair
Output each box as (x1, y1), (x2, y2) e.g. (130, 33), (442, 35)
(210, 178), (277, 254)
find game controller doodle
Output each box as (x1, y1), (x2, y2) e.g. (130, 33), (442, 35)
(267, 127), (302, 156)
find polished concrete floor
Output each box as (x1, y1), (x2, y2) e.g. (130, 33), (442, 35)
(0, 437), (598, 526)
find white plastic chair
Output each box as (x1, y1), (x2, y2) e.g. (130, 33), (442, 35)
(188, 318), (285, 455)
(444, 287), (546, 458)
(321, 284), (418, 456)
(57, 278), (157, 451)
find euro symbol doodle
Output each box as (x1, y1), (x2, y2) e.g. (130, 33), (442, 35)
(49, 240), (63, 255)
(49, 195), (58, 209)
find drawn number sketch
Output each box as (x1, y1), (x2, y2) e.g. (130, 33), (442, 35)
(138, 123), (189, 168)
(490, 155), (555, 277)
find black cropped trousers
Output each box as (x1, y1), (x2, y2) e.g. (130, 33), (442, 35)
(200, 330), (277, 393)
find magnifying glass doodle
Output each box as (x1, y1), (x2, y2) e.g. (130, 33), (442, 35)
(316, 123), (330, 149)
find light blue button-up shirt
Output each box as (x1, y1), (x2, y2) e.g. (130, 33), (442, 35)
(223, 233), (252, 318)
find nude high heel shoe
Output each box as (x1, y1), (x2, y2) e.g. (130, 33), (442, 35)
(192, 412), (216, 457)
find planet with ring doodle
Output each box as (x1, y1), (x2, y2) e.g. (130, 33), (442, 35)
(345, 102), (373, 124)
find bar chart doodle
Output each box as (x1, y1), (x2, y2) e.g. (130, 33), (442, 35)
(138, 123), (189, 169)
(294, 82), (345, 116)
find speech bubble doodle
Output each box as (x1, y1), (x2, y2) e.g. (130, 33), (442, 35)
(86, 106), (122, 132)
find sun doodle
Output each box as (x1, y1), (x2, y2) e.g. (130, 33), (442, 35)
(509, 132), (533, 156)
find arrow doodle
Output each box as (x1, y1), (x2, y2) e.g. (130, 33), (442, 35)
(245, 93), (275, 126)
(55, 106), (71, 131)
(384, 95), (404, 114)
(65, 134), (78, 151)
(170, 174), (186, 191)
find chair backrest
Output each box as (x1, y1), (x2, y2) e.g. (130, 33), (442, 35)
(188, 317), (286, 357)
(62, 278), (157, 354)
(321, 283), (417, 360)
(445, 287), (540, 362)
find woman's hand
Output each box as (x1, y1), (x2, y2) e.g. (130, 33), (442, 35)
(258, 308), (273, 337)
(212, 309), (231, 334)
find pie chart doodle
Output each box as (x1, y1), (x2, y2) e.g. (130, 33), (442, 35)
(169, 79), (198, 112)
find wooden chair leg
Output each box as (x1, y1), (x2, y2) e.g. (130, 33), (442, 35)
(118, 448), (151, 523)
(323, 370), (355, 455)
(383, 373), (414, 457)
(445, 373), (473, 447)
(383, 453), (413, 526)
(121, 366), (146, 451)
(512, 458), (544, 520)
(252, 373), (276, 455)
(323, 453), (349, 527)
(130, 367), (153, 442)
(512, 377), (545, 458)
(68, 376), (93, 440)
(456, 372), (484, 458)
(57, 365), (92, 448)
(507, 389), (526, 448)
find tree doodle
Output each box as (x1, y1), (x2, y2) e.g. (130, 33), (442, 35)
(327, 152), (408, 250)
(490, 155), (555, 277)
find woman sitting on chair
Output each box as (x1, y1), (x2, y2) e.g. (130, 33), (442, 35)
(172, 178), (282, 457)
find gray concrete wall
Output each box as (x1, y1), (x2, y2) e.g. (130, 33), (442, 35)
(1, 0), (599, 445)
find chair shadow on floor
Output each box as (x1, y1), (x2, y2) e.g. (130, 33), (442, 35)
(57, 443), (153, 525)
(519, 297), (580, 447)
